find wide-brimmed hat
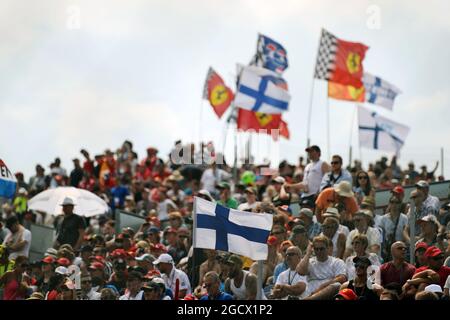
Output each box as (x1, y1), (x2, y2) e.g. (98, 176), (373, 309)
(334, 181), (354, 198)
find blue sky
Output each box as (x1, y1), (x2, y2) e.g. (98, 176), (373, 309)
(1, 0), (449, 178)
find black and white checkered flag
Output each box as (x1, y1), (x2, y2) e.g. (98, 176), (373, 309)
(314, 29), (338, 80)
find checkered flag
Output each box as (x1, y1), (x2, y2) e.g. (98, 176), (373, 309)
(314, 29), (338, 80)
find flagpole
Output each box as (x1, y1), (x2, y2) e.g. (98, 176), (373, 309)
(256, 260), (263, 300)
(326, 96), (331, 161)
(306, 28), (323, 152)
(348, 105), (357, 166)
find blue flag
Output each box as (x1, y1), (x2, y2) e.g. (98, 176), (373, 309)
(0, 159), (17, 199)
(256, 34), (288, 73)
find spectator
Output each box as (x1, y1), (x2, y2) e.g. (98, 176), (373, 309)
(200, 271), (233, 300)
(271, 246), (308, 299)
(345, 210), (381, 258)
(54, 197), (86, 251)
(237, 187), (260, 211)
(345, 234), (381, 282)
(340, 256), (379, 300)
(300, 145), (330, 201)
(353, 170), (375, 205)
(320, 217), (346, 259)
(70, 158), (84, 187)
(414, 242), (429, 268)
(3, 216), (32, 260)
(414, 246), (450, 287)
(80, 273), (101, 300)
(289, 226), (310, 254)
(379, 241), (415, 287)
(320, 155), (352, 192)
(199, 250), (221, 286)
(296, 235), (347, 299)
(0, 255), (29, 300)
(224, 255), (257, 300)
(298, 208), (321, 241)
(315, 181), (359, 223)
(153, 253), (191, 298)
(416, 180), (440, 216)
(119, 271), (143, 300)
(216, 182), (238, 209)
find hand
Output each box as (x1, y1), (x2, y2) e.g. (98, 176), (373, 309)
(306, 243), (313, 256)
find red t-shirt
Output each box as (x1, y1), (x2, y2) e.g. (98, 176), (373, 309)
(379, 261), (416, 287)
(415, 265), (450, 288)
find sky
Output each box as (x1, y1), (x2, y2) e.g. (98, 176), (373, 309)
(1, 0), (449, 179)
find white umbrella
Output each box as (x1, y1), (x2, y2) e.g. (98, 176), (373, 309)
(28, 187), (109, 217)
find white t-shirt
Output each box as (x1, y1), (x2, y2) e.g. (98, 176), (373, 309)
(157, 199), (178, 221)
(307, 256), (347, 294)
(163, 267), (192, 295)
(276, 268), (308, 299)
(302, 160), (325, 197)
(3, 228), (32, 259)
(444, 275), (450, 290)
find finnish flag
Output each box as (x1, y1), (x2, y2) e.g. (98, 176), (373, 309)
(0, 159), (17, 199)
(234, 65), (290, 114)
(193, 197), (273, 261)
(358, 106), (410, 154)
(363, 73), (401, 110)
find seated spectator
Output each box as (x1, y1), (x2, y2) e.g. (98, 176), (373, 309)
(379, 242), (415, 287)
(345, 210), (381, 258)
(340, 256), (379, 300)
(414, 246), (450, 287)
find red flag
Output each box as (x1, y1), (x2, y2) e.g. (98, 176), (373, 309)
(314, 29), (368, 87)
(203, 67), (234, 118)
(328, 81), (365, 102)
(237, 108), (289, 140)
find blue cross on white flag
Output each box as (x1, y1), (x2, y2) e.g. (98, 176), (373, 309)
(193, 197), (273, 261)
(363, 73), (401, 110)
(256, 34), (288, 73)
(234, 65), (290, 114)
(358, 106), (410, 154)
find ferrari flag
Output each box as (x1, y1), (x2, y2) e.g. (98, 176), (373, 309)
(203, 67), (234, 119)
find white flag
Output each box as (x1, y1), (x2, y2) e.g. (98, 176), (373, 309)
(358, 106), (410, 153)
(193, 197), (273, 260)
(234, 65), (290, 114)
(363, 73), (401, 110)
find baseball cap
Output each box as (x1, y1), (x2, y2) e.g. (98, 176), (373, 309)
(323, 207), (340, 219)
(415, 242), (428, 252)
(272, 176), (286, 184)
(391, 186), (405, 195)
(88, 262), (105, 270)
(418, 215), (439, 226)
(142, 282), (160, 292)
(424, 246), (443, 258)
(153, 253), (174, 265)
(245, 187), (256, 194)
(305, 145), (321, 153)
(216, 182), (231, 190)
(42, 256), (55, 264)
(225, 254), (243, 267)
(353, 256), (372, 267)
(198, 189), (214, 201)
(424, 284), (443, 294)
(335, 288), (358, 300)
(150, 243), (167, 252)
(291, 225), (306, 235)
(416, 180), (429, 188)
(135, 253), (156, 263)
(57, 257), (71, 267)
(45, 248), (58, 258)
(55, 266), (69, 275)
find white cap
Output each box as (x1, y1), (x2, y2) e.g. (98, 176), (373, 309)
(153, 253), (174, 265)
(198, 189), (213, 201)
(424, 284), (443, 293)
(18, 187), (28, 195)
(60, 197), (76, 206)
(272, 176), (285, 184)
(55, 266), (69, 275)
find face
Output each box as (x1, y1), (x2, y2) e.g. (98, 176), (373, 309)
(313, 241), (328, 260)
(127, 278), (142, 293)
(322, 222), (337, 238)
(415, 249), (427, 266)
(203, 276), (220, 296)
(144, 288), (160, 300)
(62, 205), (74, 215)
(220, 188), (230, 198)
(227, 263), (241, 278)
(81, 278), (92, 292)
(42, 262), (53, 273)
(271, 228), (286, 242)
(307, 150), (319, 161)
(391, 243), (407, 260)
(352, 239), (367, 253)
(428, 254), (444, 269)
(61, 288), (73, 300)
(156, 262), (171, 275)
(285, 248), (301, 269)
(9, 222), (19, 233)
(354, 263), (369, 277)
(169, 217), (182, 228)
(331, 157), (342, 171)
(389, 197), (401, 210)
(357, 173), (369, 185)
(353, 215), (367, 229)
(245, 192), (256, 202)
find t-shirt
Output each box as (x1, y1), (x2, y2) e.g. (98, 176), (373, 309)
(415, 265), (450, 288)
(56, 214), (86, 247)
(307, 256), (347, 294)
(276, 268), (308, 299)
(315, 188), (359, 221)
(200, 291), (233, 300)
(379, 261), (416, 286)
(444, 275), (450, 290)
(3, 228), (32, 259)
(163, 267), (192, 296)
(378, 213), (408, 242)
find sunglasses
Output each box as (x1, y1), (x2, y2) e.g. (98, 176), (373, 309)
(313, 247), (326, 252)
(355, 264), (369, 269)
(358, 176), (368, 180)
(285, 252), (298, 257)
(331, 161), (341, 165)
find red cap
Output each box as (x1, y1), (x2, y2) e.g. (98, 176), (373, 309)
(111, 249), (128, 258)
(267, 235), (277, 246)
(89, 255), (105, 263)
(424, 246), (443, 258)
(145, 269), (161, 279)
(415, 242), (428, 251)
(89, 262), (105, 270)
(336, 288), (358, 300)
(391, 186), (405, 195)
(57, 258), (71, 267)
(42, 256), (55, 264)
(150, 243), (167, 252)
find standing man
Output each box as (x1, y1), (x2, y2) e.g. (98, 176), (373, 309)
(415, 180), (440, 217)
(320, 155), (353, 192)
(55, 197), (86, 251)
(3, 216), (32, 260)
(300, 146), (330, 201)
